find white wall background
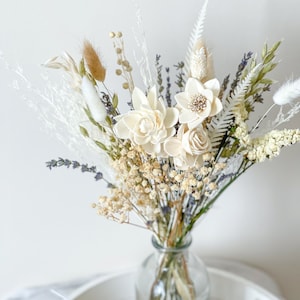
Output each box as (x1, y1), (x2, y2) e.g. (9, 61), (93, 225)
(1, 0), (300, 299)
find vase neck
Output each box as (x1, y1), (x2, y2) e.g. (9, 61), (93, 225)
(151, 234), (192, 253)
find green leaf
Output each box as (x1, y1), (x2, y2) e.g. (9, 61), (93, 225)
(84, 107), (106, 132)
(112, 93), (119, 109)
(265, 62), (278, 73)
(250, 56), (257, 69)
(269, 40), (282, 54)
(261, 43), (268, 59)
(263, 41), (281, 64)
(79, 58), (86, 77)
(260, 78), (274, 85)
(79, 125), (89, 137)
(105, 115), (112, 126)
(84, 107), (98, 126)
(94, 140), (108, 151)
(264, 53), (275, 64)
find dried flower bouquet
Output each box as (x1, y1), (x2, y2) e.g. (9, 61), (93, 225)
(43, 0), (300, 298)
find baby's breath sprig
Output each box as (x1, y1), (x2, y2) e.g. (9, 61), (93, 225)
(46, 158), (114, 187)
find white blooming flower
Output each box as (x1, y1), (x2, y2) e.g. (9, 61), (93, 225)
(113, 86), (179, 156)
(175, 77), (223, 129)
(164, 124), (211, 169)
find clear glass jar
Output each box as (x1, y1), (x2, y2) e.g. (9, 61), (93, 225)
(135, 234), (210, 300)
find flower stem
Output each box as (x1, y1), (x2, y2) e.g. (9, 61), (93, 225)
(250, 103), (276, 133)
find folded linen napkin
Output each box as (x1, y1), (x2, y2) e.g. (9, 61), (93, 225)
(2, 274), (101, 300)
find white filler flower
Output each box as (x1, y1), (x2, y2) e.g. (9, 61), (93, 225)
(175, 78), (223, 129)
(114, 86), (179, 155)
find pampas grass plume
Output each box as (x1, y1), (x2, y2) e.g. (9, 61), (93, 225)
(273, 77), (300, 105)
(83, 40), (106, 82)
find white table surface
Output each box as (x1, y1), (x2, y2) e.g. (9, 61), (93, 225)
(3, 259), (283, 300)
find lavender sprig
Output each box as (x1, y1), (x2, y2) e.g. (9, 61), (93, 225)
(219, 74), (230, 100)
(46, 158), (115, 187)
(229, 51), (253, 96)
(165, 67), (172, 107)
(155, 54), (164, 97)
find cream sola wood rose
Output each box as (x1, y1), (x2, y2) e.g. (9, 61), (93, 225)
(164, 124), (211, 170)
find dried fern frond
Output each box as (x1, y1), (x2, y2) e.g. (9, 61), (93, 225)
(83, 40), (106, 82)
(208, 64), (262, 150)
(184, 0), (209, 78)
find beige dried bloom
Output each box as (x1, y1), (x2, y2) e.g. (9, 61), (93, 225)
(200, 166), (209, 176)
(203, 177), (210, 184)
(208, 182), (217, 191)
(162, 164), (169, 172)
(127, 150), (136, 159)
(175, 173), (184, 182)
(193, 191), (201, 199)
(170, 184), (179, 191)
(153, 168), (162, 177)
(202, 152), (213, 162)
(169, 170), (178, 178)
(196, 181), (203, 189)
(214, 162), (226, 171)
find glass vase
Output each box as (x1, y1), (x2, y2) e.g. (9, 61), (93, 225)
(135, 234), (210, 300)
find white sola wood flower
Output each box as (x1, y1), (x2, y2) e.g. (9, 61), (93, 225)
(164, 124), (211, 169)
(113, 86), (179, 155)
(175, 77), (223, 129)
